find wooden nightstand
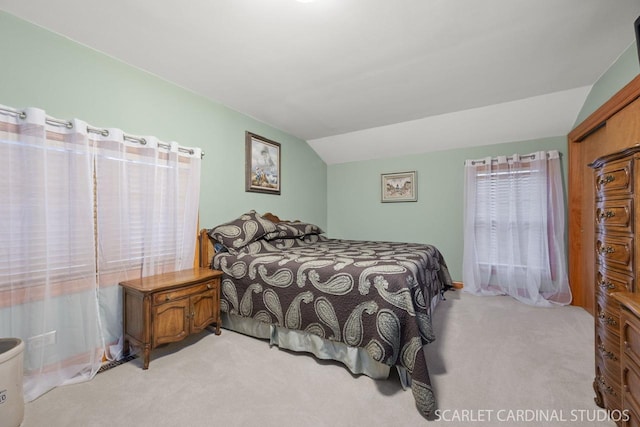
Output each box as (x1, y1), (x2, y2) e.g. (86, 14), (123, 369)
(119, 268), (223, 369)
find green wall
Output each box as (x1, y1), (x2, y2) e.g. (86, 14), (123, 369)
(326, 41), (640, 283)
(3, 10), (639, 286)
(0, 11), (327, 230)
(327, 137), (567, 282)
(574, 43), (640, 126)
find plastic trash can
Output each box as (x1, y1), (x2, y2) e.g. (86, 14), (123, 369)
(0, 338), (24, 427)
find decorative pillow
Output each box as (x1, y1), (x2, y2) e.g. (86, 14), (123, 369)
(262, 237), (310, 250)
(265, 221), (324, 240)
(208, 210), (277, 252)
(301, 233), (326, 244)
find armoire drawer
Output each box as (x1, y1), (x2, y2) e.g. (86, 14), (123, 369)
(597, 362), (622, 412)
(596, 198), (633, 234)
(595, 158), (633, 198)
(597, 266), (634, 297)
(597, 326), (621, 379)
(598, 294), (621, 337)
(596, 234), (633, 273)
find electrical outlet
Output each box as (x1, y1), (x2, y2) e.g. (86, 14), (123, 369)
(27, 330), (56, 349)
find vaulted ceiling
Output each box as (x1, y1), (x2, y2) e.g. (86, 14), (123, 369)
(1, 0), (639, 164)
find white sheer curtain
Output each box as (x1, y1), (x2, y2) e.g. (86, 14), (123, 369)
(94, 131), (201, 360)
(462, 150), (571, 307)
(0, 104), (201, 400)
(0, 107), (102, 401)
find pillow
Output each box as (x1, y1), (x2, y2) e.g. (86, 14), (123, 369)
(208, 210), (277, 252)
(301, 233), (326, 244)
(265, 221), (324, 240)
(263, 237), (310, 250)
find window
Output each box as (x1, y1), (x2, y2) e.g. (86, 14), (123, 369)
(462, 151), (571, 306)
(0, 105), (201, 401)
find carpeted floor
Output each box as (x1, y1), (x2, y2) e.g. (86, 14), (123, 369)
(20, 290), (612, 426)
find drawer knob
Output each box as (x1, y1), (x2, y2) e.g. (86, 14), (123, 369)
(596, 376), (617, 396)
(598, 280), (616, 291)
(598, 344), (618, 361)
(207, 283), (212, 289)
(598, 313), (618, 326)
(598, 175), (616, 186)
(165, 296), (171, 302)
(598, 210), (616, 220)
(598, 246), (615, 255)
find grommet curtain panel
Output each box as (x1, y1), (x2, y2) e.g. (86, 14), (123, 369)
(0, 105), (201, 401)
(462, 150), (571, 307)
(95, 130), (201, 361)
(0, 108), (101, 401)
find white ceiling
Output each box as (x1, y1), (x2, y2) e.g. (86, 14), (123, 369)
(1, 0), (639, 164)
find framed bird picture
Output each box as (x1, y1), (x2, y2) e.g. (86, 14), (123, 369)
(245, 131), (281, 195)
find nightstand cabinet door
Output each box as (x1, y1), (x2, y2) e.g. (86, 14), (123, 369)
(153, 298), (190, 347)
(191, 288), (217, 333)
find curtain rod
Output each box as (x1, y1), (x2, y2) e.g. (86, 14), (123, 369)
(468, 151), (561, 165)
(0, 106), (205, 158)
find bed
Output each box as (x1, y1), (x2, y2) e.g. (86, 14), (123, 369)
(198, 211), (453, 418)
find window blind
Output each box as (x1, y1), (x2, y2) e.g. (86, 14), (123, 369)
(0, 126), (96, 295)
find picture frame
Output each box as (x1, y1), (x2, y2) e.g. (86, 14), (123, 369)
(245, 132), (281, 195)
(381, 171), (417, 202)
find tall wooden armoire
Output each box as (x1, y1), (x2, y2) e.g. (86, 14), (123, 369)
(589, 148), (638, 412)
(569, 74), (640, 418)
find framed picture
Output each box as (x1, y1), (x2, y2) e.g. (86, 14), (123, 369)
(245, 132), (281, 195)
(381, 171), (417, 202)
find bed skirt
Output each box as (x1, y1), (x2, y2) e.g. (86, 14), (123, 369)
(220, 312), (412, 389)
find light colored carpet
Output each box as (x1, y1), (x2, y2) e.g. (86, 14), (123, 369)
(20, 290), (612, 426)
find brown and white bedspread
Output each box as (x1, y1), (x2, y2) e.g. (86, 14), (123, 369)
(212, 234), (453, 417)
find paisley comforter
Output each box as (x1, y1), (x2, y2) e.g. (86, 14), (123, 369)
(212, 235), (453, 417)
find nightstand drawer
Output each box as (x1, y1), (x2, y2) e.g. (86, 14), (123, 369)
(152, 280), (217, 305)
